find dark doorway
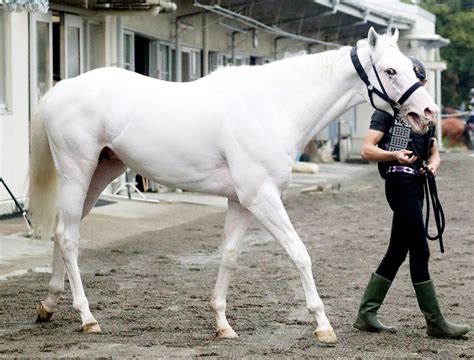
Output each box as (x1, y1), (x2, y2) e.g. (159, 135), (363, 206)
(131, 34), (151, 191)
(52, 15), (60, 81)
(250, 56), (263, 66)
(134, 34), (150, 76)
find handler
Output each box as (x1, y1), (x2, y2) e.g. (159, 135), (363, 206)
(353, 58), (471, 338)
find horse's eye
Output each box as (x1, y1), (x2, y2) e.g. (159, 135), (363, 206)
(385, 68), (397, 77)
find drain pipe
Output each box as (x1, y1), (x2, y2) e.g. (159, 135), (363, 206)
(175, 20), (181, 81)
(202, 10), (208, 76)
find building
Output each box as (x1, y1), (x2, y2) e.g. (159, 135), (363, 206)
(0, 0), (448, 215)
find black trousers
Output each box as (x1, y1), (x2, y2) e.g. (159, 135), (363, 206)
(376, 172), (431, 283)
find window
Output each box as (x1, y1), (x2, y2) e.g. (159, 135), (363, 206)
(30, 11), (52, 112)
(234, 56), (250, 66)
(181, 48), (201, 82)
(190, 50), (201, 80)
(36, 21), (50, 98)
(0, 10), (6, 109)
(208, 52), (228, 73)
(123, 31), (134, 71)
(158, 43), (171, 81)
(66, 26), (80, 77)
(87, 22), (104, 71)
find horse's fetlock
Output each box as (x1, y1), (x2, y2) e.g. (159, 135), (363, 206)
(48, 280), (64, 295)
(307, 299), (324, 315)
(73, 299), (89, 312)
(210, 298), (226, 313)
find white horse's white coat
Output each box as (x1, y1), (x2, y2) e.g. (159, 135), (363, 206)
(29, 29), (438, 342)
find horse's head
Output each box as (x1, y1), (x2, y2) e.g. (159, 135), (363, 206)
(364, 27), (439, 134)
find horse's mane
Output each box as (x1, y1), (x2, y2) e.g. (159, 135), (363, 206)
(203, 32), (398, 88)
(205, 46), (353, 86)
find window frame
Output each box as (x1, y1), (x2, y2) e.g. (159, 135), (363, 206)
(158, 42), (172, 81)
(122, 30), (135, 71)
(181, 46), (201, 82)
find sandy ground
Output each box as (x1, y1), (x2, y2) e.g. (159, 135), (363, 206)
(0, 152), (472, 358)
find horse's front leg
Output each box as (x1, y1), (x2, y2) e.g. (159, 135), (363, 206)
(210, 200), (253, 338)
(246, 182), (337, 344)
(36, 240), (66, 322)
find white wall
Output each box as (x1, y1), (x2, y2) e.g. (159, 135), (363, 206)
(0, 12), (30, 214)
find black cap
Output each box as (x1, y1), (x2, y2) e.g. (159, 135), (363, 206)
(408, 57), (426, 81)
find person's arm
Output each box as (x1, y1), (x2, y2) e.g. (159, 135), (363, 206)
(361, 129), (417, 165)
(426, 138), (440, 175)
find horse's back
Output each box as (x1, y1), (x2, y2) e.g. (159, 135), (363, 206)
(44, 67), (221, 144)
(42, 67), (232, 192)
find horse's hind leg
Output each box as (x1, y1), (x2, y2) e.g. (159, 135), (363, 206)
(37, 153), (125, 322)
(81, 153), (126, 219)
(245, 183), (337, 344)
(55, 174), (102, 332)
(36, 240), (65, 322)
(210, 200), (253, 338)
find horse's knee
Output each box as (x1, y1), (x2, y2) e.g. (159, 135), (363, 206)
(221, 246), (239, 269)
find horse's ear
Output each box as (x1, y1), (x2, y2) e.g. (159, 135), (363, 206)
(368, 27), (379, 50)
(391, 28), (399, 43)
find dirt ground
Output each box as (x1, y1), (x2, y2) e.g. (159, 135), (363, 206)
(0, 152), (472, 358)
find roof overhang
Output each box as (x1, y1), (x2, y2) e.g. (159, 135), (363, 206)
(404, 34), (450, 49)
(313, 0), (413, 31)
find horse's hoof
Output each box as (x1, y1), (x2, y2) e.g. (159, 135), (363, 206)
(36, 302), (53, 322)
(81, 322), (101, 333)
(314, 329), (338, 345)
(216, 327), (239, 339)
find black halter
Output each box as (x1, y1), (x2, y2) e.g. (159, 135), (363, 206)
(350, 47), (423, 119)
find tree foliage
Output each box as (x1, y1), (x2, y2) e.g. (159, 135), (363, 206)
(418, 0), (474, 107)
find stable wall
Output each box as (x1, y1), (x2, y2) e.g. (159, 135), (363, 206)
(0, 12), (30, 214)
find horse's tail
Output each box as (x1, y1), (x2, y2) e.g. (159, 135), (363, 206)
(28, 93), (60, 240)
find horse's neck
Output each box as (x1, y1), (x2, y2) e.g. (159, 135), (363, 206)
(264, 47), (368, 153)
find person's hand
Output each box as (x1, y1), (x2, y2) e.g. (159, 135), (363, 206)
(393, 150), (417, 165)
(420, 163), (438, 176)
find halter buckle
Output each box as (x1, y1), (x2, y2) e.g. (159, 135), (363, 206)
(367, 84), (374, 90)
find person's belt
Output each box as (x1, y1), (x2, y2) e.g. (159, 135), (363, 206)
(386, 165), (419, 176)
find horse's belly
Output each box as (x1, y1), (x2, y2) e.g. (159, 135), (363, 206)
(131, 159), (237, 199)
(111, 130), (236, 199)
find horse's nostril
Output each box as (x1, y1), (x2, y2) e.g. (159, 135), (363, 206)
(424, 107), (434, 118)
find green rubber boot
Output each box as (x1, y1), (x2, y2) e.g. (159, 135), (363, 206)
(353, 273), (397, 333)
(413, 280), (471, 339)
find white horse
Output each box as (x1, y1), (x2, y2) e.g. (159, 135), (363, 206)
(29, 28), (438, 344)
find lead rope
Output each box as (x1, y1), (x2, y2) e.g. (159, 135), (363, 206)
(409, 139), (445, 253)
